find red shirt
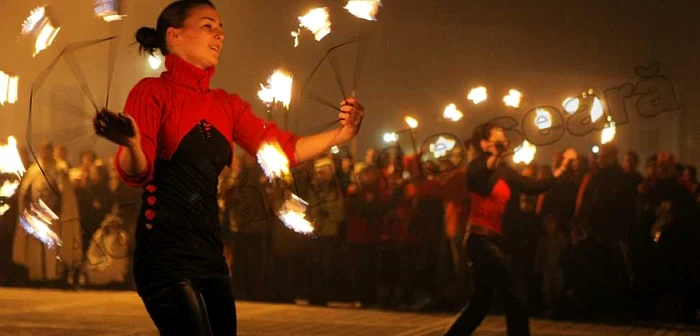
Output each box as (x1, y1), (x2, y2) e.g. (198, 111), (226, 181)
(114, 54), (299, 295)
(115, 54), (299, 187)
(467, 155), (552, 235)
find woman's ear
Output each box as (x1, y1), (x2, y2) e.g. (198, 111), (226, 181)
(166, 27), (180, 46)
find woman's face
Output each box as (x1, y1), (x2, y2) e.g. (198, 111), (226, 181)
(168, 5), (224, 69)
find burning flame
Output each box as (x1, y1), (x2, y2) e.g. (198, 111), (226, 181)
(296, 8), (331, 45)
(429, 136), (456, 159)
(534, 108), (552, 130)
(503, 89), (522, 108)
(257, 142), (290, 182)
(20, 199), (62, 249)
(0, 71), (19, 105)
(467, 86), (487, 104)
(590, 96), (604, 123)
(258, 69), (293, 109)
(94, 0), (126, 22)
(291, 29), (300, 48)
(443, 103), (463, 121)
(383, 132), (398, 143)
(277, 193), (314, 235)
(22, 6), (61, 57)
(513, 140), (536, 165)
(344, 0), (382, 21)
(21, 7), (47, 35)
(1, 136), (26, 216)
(0, 205), (9, 217)
(0, 136), (26, 179)
(601, 117), (616, 144)
(563, 97), (579, 114)
(404, 116), (418, 129)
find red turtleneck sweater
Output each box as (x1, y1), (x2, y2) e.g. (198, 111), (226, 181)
(116, 54), (298, 187)
(115, 55), (299, 296)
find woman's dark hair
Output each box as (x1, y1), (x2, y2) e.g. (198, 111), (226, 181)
(135, 0), (215, 56)
(470, 122), (502, 155)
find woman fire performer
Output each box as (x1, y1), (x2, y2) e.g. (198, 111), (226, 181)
(93, 1), (364, 334)
(445, 122), (574, 336)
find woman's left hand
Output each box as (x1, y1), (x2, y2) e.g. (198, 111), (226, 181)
(338, 97), (364, 142)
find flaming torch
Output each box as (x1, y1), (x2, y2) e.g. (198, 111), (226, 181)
(256, 142), (315, 235)
(513, 140), (536, 165)
(19, 199), (62, 249)
(443, 103), (463, 122)
(277, 193), (314, 235)
(404, 116), (419, 129)
(503, 89), (522, 108)
(21, 6), (61, 57)
(601, 116), (616, 144)
(257, 142), (290, 182)
(467, 86), (487, 105)
(0, 71), (19, 105)
(293, 7), (331, 47)
(258, 68), (293, 125)
(534, 108), (553, 130)
(94, 0), (126, 22)
(344, 0), (382, 21)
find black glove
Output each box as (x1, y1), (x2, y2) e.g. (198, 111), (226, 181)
(94, 109), (136, 146)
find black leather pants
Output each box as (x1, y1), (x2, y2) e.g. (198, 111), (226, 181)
(445, 235), (530, 336)
(142, 276), (237, 336)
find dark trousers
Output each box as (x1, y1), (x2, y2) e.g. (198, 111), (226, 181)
(142, 276), (237, 336)
(445, 235), (530, 336)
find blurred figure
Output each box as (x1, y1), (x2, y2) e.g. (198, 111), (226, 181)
(535, 214), (567, 317)
(12, 142), (83, 285)
(576, 143), (638, 317)
(446, 123), (575, 336)
(76, 164), (114, 252)
(681, 166), (698, 199)
(53, 145), (70, 172)
(306, 157), (345, 305)
(623, 151), (643, 187)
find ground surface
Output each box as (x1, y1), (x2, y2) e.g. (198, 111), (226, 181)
(0, 288), (698, 335)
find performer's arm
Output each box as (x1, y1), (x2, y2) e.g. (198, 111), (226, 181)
(505, 166), (554, 195)
(468, 156), (499, 197)
(232, 96), (363, 166)
(115, 79), (163, 187)
(507, 149), (576, 195)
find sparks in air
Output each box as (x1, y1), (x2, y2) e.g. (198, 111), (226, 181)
(0, 71), (19, 105)
(443, 103), (463, 121)
(257, 142), (290, 182)
(258, 69), (293, 109)
(294, 7), (331, 46)
(21, 6), (61, 57)
(344, 0), (382, 21)
(513, 141), (537, 165)
(277, 193), (314, 235)
(467, 86), (487, 104)
(503, 89), (523, 108)
(19, 199), (62, 249)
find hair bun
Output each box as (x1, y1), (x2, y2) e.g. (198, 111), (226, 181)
(135, 27), (158, 54)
